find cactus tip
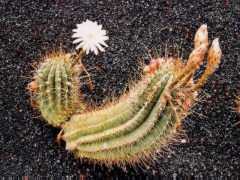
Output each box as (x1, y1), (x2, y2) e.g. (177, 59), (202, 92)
(194, 24), (208, 48)
(211, 38), (222, 56)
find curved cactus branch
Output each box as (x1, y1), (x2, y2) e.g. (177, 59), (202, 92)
(61, 25), (222, 166)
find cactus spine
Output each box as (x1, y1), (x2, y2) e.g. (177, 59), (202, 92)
(61, 25), (222, 165)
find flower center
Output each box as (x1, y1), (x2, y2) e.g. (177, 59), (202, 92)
(87, 33), (96, 41)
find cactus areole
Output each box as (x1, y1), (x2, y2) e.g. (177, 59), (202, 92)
(28, 25), (222, 166)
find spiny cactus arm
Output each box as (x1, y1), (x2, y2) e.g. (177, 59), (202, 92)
(29, 52), (85, 127)
(64, 74), (170, 149)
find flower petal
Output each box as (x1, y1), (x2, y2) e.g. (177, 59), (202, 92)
(73, 38), (83, 44)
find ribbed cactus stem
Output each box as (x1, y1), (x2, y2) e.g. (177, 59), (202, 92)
(28, 52), (85, 127)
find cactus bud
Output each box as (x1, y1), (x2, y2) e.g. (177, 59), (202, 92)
(192, 38), (222, 91)
(194, 24), (208, 48)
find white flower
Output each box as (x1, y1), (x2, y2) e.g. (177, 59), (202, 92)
(72, 20), (109, 55)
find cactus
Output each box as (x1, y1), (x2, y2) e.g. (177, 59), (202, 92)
(61, 25), (222, 165)
(28, 51), (85, 127)
(28, 19), (108, 127)
(27, 23), (222, 166)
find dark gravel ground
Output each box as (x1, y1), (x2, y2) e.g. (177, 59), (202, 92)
(1, 0), (240, 178)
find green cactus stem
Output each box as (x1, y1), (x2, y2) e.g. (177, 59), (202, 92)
(28, 51), (85, 127)
(61, 25), (222, 165)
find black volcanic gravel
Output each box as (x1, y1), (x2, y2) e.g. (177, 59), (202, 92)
(1, 0), (240, 178)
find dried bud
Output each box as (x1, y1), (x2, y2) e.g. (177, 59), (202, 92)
(208, 38), (222, 69)
(192, 38), (222, 91)
(187, 43), (208, 68)
(194, 24), (208, 48)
